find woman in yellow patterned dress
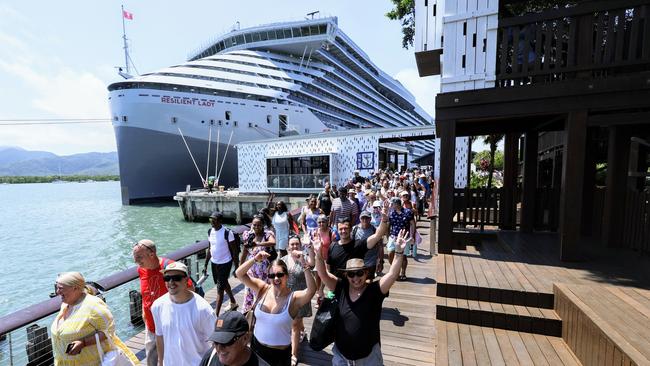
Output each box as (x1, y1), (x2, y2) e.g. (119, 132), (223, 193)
(51, 272), (138, 365)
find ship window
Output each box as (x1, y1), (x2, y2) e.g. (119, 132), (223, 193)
(171, 117), (177, 124)
(252, 32), (261, 42)
(301, 26), (310, 36)
(319, 24), (327, 34)
(275, 29), (285, 39)
(210, 119), (214, 125)
(260, 32), (268, 41)
(267, 115), (272, 124)
(236, 35), (244, 45)
(245, 33), (253, 43)
(248, 122), (252, 127)
(292, 27), (301, 37)
(218, 120), (222, 126)
(113, 116), (118, 121)
(122, 116), (128, 122)
(233, 121), (238, 127)
(225, 111), (231, 120)
(267, 30), (277, 40)
(284, 29), (292, 38)
(310, 26), (319, 35)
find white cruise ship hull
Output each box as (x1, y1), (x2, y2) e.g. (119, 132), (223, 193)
(108, 17), (435, 204)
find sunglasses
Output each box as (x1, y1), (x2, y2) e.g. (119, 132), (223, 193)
(215, 335), (241, 347)
(133, 242), (154, 252)
(268, 272), (286, 279)
(163, 274), (186, 282)
(346, 270), (366, 278)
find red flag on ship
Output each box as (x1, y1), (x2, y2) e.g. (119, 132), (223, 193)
(123, 10), (133, 20)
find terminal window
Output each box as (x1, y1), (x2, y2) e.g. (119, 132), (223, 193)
(267, 156), (330, 189)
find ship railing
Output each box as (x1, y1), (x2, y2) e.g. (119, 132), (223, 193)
(0, 240), (211, 366)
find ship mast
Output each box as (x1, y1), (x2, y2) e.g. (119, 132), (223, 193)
(121, 5), (130, 75)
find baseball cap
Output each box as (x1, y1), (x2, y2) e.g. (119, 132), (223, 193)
(400, 190), (409, 196)
(348, 189), (356, 194)
(209, 211), (223, 220)
(372, 201), (381, 208)
(208, 311), (249, 344)
(360, 210), (372, 218)
(162, 262), (188, 275)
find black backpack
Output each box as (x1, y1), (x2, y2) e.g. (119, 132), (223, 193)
(208, 227), (241, 266)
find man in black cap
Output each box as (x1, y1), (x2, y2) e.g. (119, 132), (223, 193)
(204, 211), (239, 316)
(199, 311), (269, 366)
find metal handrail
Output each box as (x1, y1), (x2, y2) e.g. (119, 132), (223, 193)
(0, 239), (209, 336)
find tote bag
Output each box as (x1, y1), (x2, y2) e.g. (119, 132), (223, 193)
(94, 333), (135, 366)
(308, 295), (338, 351)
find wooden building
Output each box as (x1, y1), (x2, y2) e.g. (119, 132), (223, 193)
(416, 0), (650, 259)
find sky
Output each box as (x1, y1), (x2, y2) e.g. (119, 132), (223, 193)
(0, 0), (442, 155)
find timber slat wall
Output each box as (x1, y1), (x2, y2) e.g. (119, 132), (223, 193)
(622, 188), (650, 252)
(497, 1), (650, 87)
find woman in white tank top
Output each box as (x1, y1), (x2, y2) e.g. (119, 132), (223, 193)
(235, 248), (316, 366)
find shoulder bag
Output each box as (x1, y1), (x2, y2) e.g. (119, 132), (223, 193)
(244, 284), (269, 332)
(94, 332), (135, 366)
(309, 286), (339, 351)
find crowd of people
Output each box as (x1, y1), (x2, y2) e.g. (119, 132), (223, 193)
(50, 167), (433, 366)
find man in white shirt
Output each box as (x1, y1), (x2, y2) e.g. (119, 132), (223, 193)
(152, 262), (216, 366)
(203, 211), (238, 315)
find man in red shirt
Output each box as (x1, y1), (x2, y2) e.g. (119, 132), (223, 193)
(133, 239), (181, 366)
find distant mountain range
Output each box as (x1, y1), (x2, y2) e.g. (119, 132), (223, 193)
(0, 147), (119, 176)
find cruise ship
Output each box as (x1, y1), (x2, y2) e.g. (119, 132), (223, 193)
(108, 17), (434, 204)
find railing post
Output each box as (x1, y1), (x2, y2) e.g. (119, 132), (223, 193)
(129, 290), (143, 325)
(26, 324), (53, 366)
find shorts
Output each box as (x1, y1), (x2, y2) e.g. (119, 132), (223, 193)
(211, 261), (232, 291)
(386, 236), (413, 256)
(332, 342), (383, 366)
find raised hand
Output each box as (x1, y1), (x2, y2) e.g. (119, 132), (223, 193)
(381, 199), (390, 221)
(396, 228), (410, 253)
(254, 250), (271, 262)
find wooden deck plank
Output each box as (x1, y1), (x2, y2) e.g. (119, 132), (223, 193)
(436, 319), (449, 365)
(507, 330), (535, 366)
(457, 323), (479, 365)
(519, 332), (550, 366)
(468, 324), (492, 366)
(481, 327), (506, 366)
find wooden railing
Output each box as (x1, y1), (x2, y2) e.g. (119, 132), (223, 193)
(496, 0), (650, 87)
(453, 188), (504, 227)
(622, 188), (650, 252)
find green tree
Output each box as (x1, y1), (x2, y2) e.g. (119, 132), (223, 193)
(386, 0), (415, 49)
(483, 135), (504, 188)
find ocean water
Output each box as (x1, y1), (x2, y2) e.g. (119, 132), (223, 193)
(0, 181), (211, 341)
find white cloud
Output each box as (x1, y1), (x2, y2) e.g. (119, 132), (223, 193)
(0, 7), (114, 155)
(394, 68), (440, 119)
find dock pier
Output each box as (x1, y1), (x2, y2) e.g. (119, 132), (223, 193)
(174, 189), (307, 223)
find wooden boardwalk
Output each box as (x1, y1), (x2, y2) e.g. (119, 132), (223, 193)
(125, 220), (437, 365)
(436, 230), (650, 365)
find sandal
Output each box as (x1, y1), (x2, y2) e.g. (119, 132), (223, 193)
(291, 355), (299, 366)
(398, 274), (407, 281)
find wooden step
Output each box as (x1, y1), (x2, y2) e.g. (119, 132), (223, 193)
(437, 297), (562, 336)
(437, 281), (555, 309)
(436, 319), (582, 366)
